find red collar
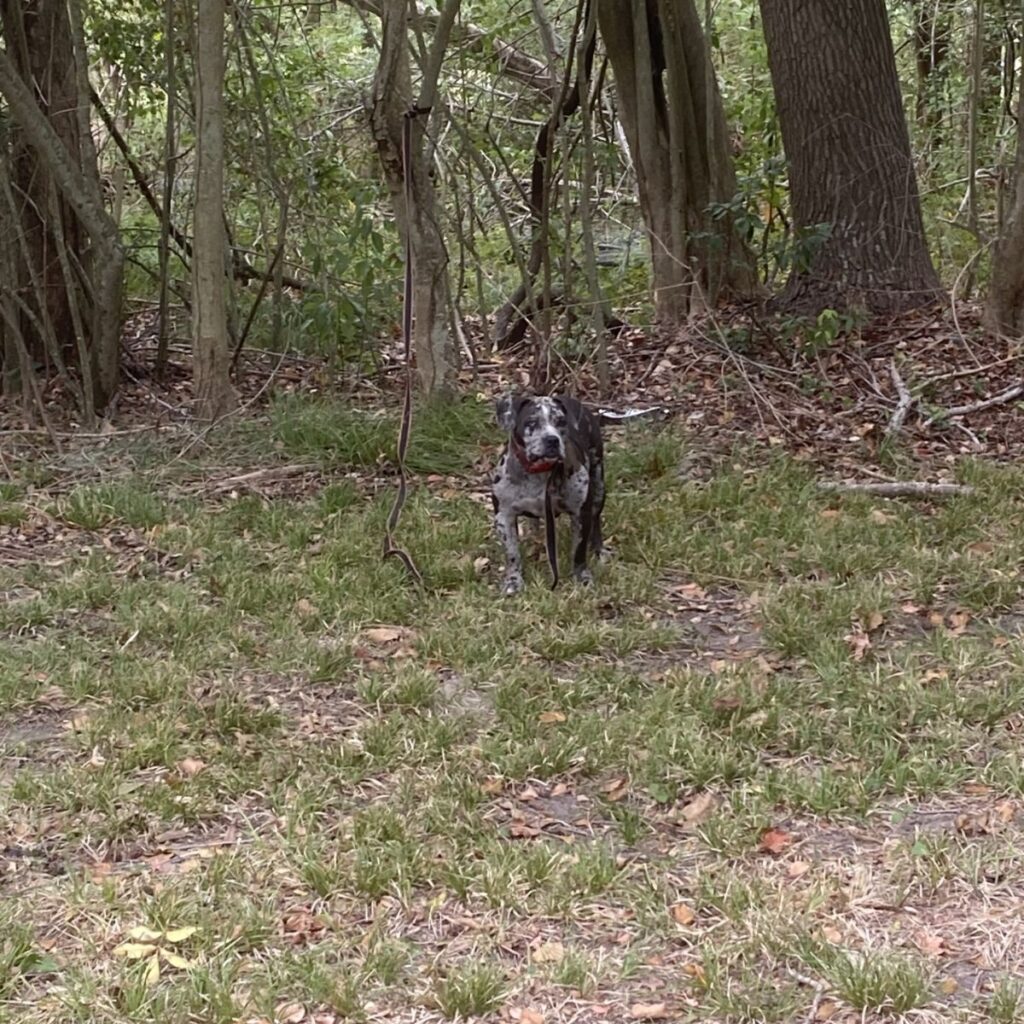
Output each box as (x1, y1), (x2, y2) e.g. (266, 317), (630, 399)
(511, 436), (559, 474)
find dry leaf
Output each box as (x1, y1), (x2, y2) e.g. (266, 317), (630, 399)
(531, 940), (565, 965)
(670, 903), (696, 926)
(947, 610), (971, 634)
(913, 930), (945, 958)
(820, 926), (843, 944)
(518, 1009), (545, 1024)
(939, 977), (959, 996)
(294, 598), (317, 617)
(819, 508), (841, 519)
(813, 999), (838, 1020)
(142, 954), (160, 987)
(473, 556), (490, 575)
(759, 827), (795, 855)
(480, 777), (504, 795)
(275, 1003), (307, 1024)
(787, 860), (811, 879)
(113, 942), (158, 960)
(363, 626), (406, 644)
(164, 925), (198, 943)
(160, 949), (192, 970)
(602, 777), (629, 802)
(127, 926), (163, 943)
(176, 758), (206, 778)
(538, 710), (566, 724)
(679, 792), (717, 825)
(629, 1003), (670, 1020)
(866, 610), (885, 632)
(844, 630), (871, 661)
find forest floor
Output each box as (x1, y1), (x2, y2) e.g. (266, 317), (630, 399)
(2, 304), (1024, 1023)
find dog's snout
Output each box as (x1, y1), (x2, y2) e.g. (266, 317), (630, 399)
(543, 434), (563, 456)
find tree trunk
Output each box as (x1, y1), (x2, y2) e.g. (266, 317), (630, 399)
(0, 0), (123, 413)
(759, 0), (943, 316)
(597, 0), (758, 322)
(985, 60), (1024, 335)
(191, 0), (236, 421)
(369, 0), (458, 396)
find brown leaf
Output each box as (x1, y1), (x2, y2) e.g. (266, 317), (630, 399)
(538, 710), (566, 724)
(602, 777), (629, 802)
(913, 930), (945, 958)
(866, 610), (885, 632)
(629, 1003), (670, 1020)
(759, 827), (795, 856)
(176, 757), (206, 778)
(294, 598), (317, 618)
(679, 792), (717, 825)
(518, 1010), (545, 1024)
(939, 976), (959, 996)
(275, 1003), (307, 1024)
(786, 860), (811, 879)
(947, 609), (971, 634)
(813, 1000), (838, 1020)
(844, 630), (871, 661)
(711, 695), (743, 712)
(670, 902), (696, 926)
(480, 777), (504, 795)
(531, 940), (565, 965)
(363, 626), (407, 644)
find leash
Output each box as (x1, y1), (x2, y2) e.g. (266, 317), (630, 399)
(382, 107), (424, 585)
(544, 476), (559, 590)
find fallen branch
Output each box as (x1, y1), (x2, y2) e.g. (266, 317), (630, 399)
(884, 359), (914, 441)
(784, 966), (829, 1024)
(818, 481), (974, 497)
(922, 383), (1023, 427)
(212, 464), (317, 491)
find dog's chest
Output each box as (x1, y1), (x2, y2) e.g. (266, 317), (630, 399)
(494, 453), (589, 518)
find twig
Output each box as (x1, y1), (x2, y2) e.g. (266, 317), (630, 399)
(211, 463), (317, 491)
(784, 966), (829, 1024)
(922, 383), (1023, 427)
(884, 359), (914, 441)
(818, 481), (974, 497)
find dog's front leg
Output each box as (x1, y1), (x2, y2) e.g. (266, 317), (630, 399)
(495, 510), (524, 595)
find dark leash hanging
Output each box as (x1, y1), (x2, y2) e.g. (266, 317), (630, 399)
(544, 475), (559, 590)
(382, 107), (425, 585)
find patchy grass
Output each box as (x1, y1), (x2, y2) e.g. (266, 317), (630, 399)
(2, 398), (1024, 1023)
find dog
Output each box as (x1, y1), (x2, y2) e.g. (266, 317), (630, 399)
(491, 393), (605, 595)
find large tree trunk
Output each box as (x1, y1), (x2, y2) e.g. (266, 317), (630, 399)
(759, 0), (943, 315)
(597, 0), (758, 322)
(0, 0), (123, 414)
(369, 0), (457, 396)
(191, 0), (236, 421)
(985, 61), (1024, 335)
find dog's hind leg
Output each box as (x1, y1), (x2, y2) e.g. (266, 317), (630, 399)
(571, 500), (594, 585)
(588, 461), (607, 559)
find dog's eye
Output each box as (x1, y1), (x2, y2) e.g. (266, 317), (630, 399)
(524, 418), (538, 431)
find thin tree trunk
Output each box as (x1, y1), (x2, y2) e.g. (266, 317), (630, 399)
(597, 0), (758, 323)
(369, 0), (459, 395)
(157, 0), (177, 378)
(759, 0), (943, 316)
(191, 0), (236, 420)
(986, 47), (1024, 335)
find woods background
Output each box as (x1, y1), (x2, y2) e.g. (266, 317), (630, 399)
(2, 0), (1023, 426)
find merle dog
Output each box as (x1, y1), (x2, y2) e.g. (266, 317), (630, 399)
(491, 393), (605, 595)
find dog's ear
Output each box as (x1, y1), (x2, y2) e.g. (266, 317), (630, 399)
(495, 393), (520, 432)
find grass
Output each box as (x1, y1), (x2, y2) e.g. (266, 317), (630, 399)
(2, 394), (1024, 1022)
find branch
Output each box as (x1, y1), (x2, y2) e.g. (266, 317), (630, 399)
(90, 86), (311, 293)
(922, 383), (1024, 426)
(884, 359), (914, 441)
(818, 481), (974, 497)
(342, 0), (554, 99)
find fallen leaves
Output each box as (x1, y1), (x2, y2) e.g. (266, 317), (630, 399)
(759, 827), (796, 856)
(629, 1002), (670, 1019)
(112, 924), (198, 986)
(670, 902), (696, 927)
(677, 791), (717, 826)
(530, 940), (565, 965)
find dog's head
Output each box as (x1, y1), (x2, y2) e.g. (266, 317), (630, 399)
(496, 393), (569, 472)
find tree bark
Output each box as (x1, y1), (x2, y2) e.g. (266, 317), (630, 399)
(0, 0), (123, 413)
(191, 0), (236, 421)
(597, 0), (758, 322)
(986, 56), (1024, 335)
(369, 0), (458, 396)
(759, 0), (943, 316)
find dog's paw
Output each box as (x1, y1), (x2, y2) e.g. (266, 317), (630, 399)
(595, 545), (614, 563)
(573, 567), (594, 586)
(501, 574), (525, 596)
